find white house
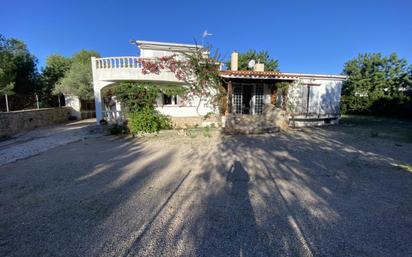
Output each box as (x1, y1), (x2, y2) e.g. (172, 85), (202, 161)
(89, 40), (346, 129)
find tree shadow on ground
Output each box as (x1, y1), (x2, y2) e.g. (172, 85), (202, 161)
(0, 136), (190, 257)
(2, 125), (412, 257)
(130, 127), (412, 256)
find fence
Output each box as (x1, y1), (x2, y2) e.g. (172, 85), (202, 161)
(0, 93), (65, 112)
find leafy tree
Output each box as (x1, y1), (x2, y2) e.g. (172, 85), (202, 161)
(341, 53), (412, 116)
(0, 43), (15, 94)
(54, 50), (100, 100)
(0, 55), (15, 111)
(0, 34), (38, 95)
(39, 55), (72, 106)
(114, 82), (175, 134)
(225, 49), (279, 71)
(115, 82), (160, 112)
(41, 55), (71, 93)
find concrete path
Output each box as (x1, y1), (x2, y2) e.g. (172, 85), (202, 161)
(0, 127), (412, 257)
(0, 119), (102, 166)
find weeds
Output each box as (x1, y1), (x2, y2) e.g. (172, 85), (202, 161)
(392, 163), (412, 173)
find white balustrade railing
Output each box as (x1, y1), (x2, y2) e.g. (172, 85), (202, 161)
(102, 110), (125, 124)
(95, 56), (142, 69)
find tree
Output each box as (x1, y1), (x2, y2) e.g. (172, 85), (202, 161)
(114, 82), (175, 134)
(225, 49), (279, 71)
(39, 55), (72, 106)
(0, 34), (38, 95)
(341, 53), (412, 116)
(114, 82), (161, 112)
(0, 36), (16, 111)
(54, 50), (100, 100)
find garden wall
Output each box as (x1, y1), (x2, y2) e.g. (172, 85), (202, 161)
(0, 107), (71, 137)
(170, 116), (221, 128)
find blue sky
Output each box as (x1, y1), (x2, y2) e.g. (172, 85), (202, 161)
(2, 0), (411, 74)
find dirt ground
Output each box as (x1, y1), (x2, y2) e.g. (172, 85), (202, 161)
(1, 116), (412, 257)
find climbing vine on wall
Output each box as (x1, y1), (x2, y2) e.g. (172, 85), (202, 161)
(114, 81), (187, 112)
(114, 81), (188, 134)
(273, 81), (292, 110)
(138, 45), (223, 115)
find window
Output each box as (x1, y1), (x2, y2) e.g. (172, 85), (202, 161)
(302, 84), (320, 114)
(163, 94), (178, 105)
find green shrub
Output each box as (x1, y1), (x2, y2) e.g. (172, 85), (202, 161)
(341, 95), (412, 119)
(203, 126), (211, 138)
(109, 124), (129, 135)
(158, 113), (172, 130)
(127, 108), (172, 135)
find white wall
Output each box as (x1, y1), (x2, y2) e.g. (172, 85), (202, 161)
(140, 49), (186, 60)
(288, 78), (343, 116)
(65, 95), (81, 119)
(156, 94), (215, 117)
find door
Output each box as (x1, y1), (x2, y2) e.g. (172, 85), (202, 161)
(253, 84), (264, 114)
(233, 84), (242, 114)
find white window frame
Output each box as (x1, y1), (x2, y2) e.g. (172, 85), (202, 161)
(162, 93), (180, 106)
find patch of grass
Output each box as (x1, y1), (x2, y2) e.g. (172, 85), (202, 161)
(340, 115), (412, 143)
(203, 126), (211, 138)
(392, 163), (412, 173)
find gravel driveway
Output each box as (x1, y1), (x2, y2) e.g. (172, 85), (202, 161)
(0, 125), (411, 257)
(0, 119), (101, 166)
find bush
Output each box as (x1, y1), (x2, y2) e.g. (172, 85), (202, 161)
(203, 126), (211, 138)
(341, 95), (412, 119)
(127, 107), (172, 135)
(109, 124), (129, 135)
(158, 113), (173, 130)
(340, 96), (372, 114)
(370, 96), (412, 119)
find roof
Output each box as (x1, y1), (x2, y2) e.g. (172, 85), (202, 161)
(220, 70), (347, 81)
(135, 40), (202, 52)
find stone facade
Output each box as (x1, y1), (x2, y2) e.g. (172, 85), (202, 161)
(224, 104), (288, 134)
(0, 107), (71, 137)
(169, 116), (221, 128)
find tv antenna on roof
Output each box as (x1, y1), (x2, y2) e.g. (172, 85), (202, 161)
(202, 30), (213, 46)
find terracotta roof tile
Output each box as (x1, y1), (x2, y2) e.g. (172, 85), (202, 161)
(219, 70), (298, 80)
(219, 70), (347, 80)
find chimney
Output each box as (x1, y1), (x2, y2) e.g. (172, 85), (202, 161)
(230, 51), (238, 71)
(254, 63), (265, 72)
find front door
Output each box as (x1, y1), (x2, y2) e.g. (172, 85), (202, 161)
(232, 83), (264, 115)
(242, 86), (253, 114)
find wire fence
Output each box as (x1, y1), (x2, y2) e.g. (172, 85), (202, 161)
(0, 94), (65, 112)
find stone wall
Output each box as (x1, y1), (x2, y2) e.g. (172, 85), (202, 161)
(0, 107), (71, 137)
(170, 116), (221, 128)
(224, 105), (288, 134)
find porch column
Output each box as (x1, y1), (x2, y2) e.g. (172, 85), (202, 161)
(94, 88), (103, 123)
(226, 81), (232, 115)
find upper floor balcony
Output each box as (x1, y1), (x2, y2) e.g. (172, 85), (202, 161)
(91, 56), (184, 84)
